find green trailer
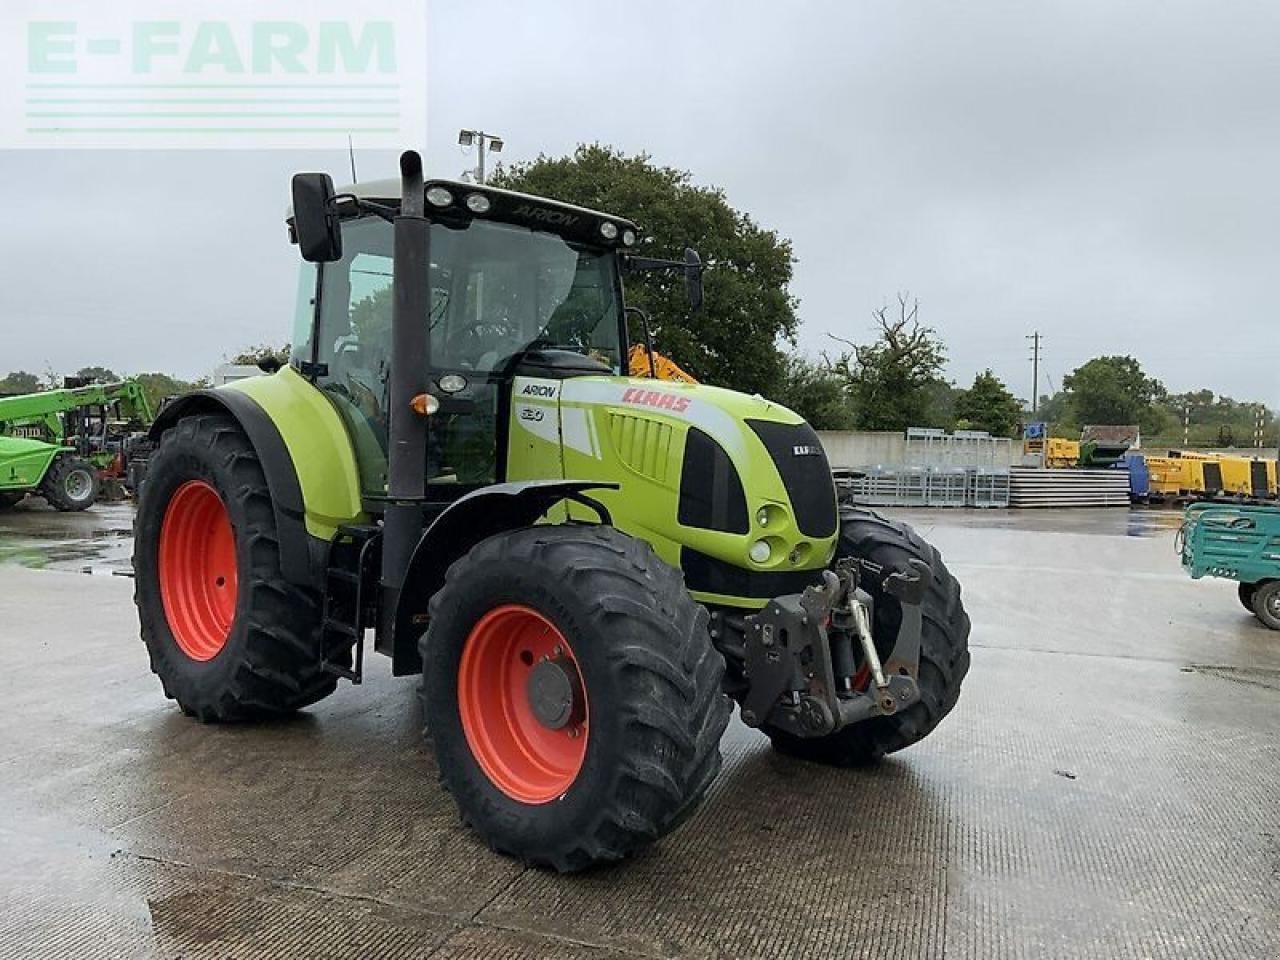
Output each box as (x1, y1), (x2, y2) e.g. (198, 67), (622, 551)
(1180, 501), (1280, 628)
(0, 379), (153, 511)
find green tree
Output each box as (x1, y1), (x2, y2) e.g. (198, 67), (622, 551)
(1062, 355), (1167, 433)
(229, 343), (291, 367)
(1160, 390), (1274, 448)
(493, 144), (798, 396)
(954, 369), (1022, 437)
(0, 370), (41, 394)
(826, 294), (948, 431)
(74, 365), (119, 383)
(134, 372), (207, 413)
(771, 354), (855, 430)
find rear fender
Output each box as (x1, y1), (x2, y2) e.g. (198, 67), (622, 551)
(388, 480), (616, 675)
(149, 372), (364, 588)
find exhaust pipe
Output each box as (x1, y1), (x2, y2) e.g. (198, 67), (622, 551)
(380, 150), (430, 642)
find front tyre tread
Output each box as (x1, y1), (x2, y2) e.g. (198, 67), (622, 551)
(421, 524), (730, 872)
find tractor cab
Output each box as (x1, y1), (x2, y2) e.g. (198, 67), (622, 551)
(288, 176), (646, 508)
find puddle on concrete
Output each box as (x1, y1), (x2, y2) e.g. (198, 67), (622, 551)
(0, 500), (135, 574)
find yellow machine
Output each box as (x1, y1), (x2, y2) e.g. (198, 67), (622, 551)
(627, 343), (698, 383)
(1148, 452), (1277, 499)
(1145, 456), (1192, 496)
(1044, 437), (1080, 468)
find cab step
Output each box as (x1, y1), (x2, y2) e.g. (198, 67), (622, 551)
(319, 524), (381, 685)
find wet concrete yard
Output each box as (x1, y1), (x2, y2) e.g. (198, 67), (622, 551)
(0, 503), (1276, 958)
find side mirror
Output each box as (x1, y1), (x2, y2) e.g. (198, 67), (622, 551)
(684, 247), (704, 311)
(291, 173), (342, 263)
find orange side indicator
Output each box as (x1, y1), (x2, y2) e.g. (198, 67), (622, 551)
(410, 393), (440, 416)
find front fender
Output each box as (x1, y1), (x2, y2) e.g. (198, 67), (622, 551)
(387, 480), (616, 675)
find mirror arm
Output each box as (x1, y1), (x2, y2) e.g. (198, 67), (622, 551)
(624, 256), (693, 274)
(330, 193), (399, 223)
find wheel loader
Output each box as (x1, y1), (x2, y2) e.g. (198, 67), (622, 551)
(133, 151), (970, 871)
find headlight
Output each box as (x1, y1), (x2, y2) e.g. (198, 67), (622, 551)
(464, 192), (491, 214)
(426, 186), (453, 207)
(438, 374), (467, 394)
(749, 539), (771, 564)
(599, 221), (618, 240)
(756, 507), (770, 527)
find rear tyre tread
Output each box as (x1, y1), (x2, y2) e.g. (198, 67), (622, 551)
(134, 414), (348, 721)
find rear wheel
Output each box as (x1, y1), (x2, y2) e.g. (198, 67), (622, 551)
(764, 506), (971, 766)
(133, 414), (346, 720)
(421, 524), (730, 872)
(1250, 580), (1280, 630)
(1238, 582), (1258, 614)
(0, 492), (23, 509)
(40, 455), (98, 511)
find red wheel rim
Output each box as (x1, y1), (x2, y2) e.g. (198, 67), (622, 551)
(458, 604), (589, 804)
(158, 480), (238, 661)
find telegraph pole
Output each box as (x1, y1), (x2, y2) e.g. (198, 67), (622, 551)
(1026, 331), (1042, 416)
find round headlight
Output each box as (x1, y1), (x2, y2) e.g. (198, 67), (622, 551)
(756, 507), (770, 528)
(599, 221), (619, 240)
(438, 373), (467, 394)
(621, 229), (637, 247)
(749, 539), (771, 564)
(464, 192), (490, 214)
(426, 186), (453, 208)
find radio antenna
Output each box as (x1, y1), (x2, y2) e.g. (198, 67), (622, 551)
(348, 134), (358, 183)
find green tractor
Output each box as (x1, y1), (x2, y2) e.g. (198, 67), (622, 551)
(133, 152), (970, 871)
(1, 378), (153, 511)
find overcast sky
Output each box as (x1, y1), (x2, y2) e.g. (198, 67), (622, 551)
(2, 0), (1278, 407)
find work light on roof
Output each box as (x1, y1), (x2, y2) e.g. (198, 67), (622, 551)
(426, 186), (454, 208)
(599, 221), (618, 241)
(465, 193), (491, 214)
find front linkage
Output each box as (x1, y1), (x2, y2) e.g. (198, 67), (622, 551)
(738, 557), (929, 737)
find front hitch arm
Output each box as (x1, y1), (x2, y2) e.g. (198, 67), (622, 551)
(739, 558), (929, 738)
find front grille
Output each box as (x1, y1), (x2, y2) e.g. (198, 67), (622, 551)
(745, 420), (837, 538)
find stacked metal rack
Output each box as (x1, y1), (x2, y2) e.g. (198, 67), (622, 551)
(835, 465), (1012, 508)
(832, 428), (1024, 509)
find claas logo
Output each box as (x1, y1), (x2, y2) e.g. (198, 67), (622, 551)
(621, 387), (690, 413)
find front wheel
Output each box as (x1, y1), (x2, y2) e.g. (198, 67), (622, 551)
(40, 455), (98, 511)
(421, 525), (730, 872)
(764, 506), (971, 766)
